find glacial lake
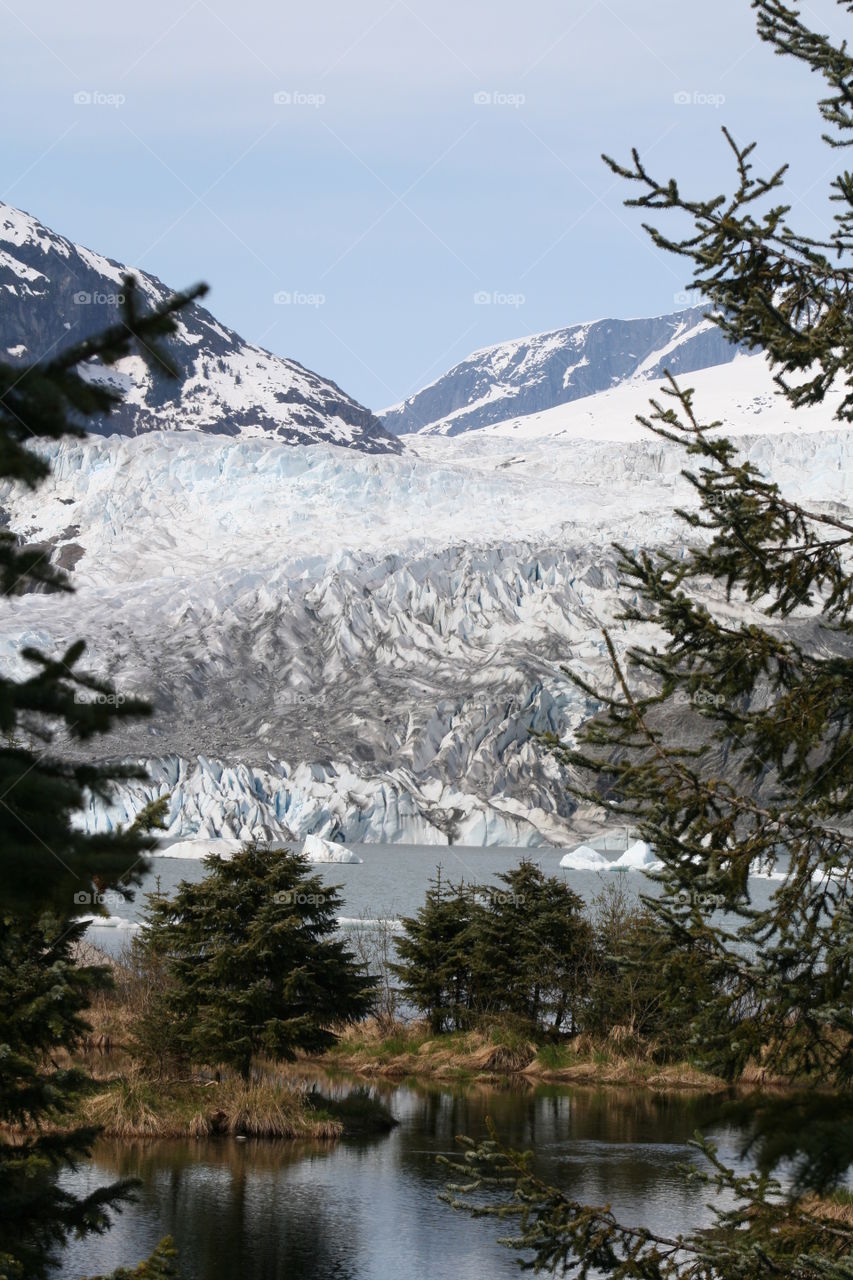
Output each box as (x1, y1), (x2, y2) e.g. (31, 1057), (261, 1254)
(55, 1076), (748, 1280)
(63, 842), (786, 1277)
(84, 840), (783, 953)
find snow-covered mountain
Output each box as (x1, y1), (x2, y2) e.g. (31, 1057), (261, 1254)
(448, 351), (849, 444)
(0, 354), (847, 847)
(379, 306), (738, 436)
(0, 203), (399, 452)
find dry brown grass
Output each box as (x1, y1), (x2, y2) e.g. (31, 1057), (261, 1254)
(467, 1041), (538, 1073)
(81, 1069), (343, 1140)
(801, 1194), (853, 1226)
(86, 1070), (164, 1138)
(322, 1020), (737, 1091)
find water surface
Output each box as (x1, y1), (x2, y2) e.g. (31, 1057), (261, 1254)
(56, 1078), (744, 1280)
(85, 841), (781, 954)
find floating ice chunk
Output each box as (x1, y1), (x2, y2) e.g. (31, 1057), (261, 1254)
(77, 915), (141, 930)
(302, 832), (363, 863)
(154, 837), (245, 860)
(559, 844), (610, 870)
(560, 839), (663, 872)
(613, 840), (661, 870)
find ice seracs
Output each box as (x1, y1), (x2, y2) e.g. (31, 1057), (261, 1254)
(1, 318), (849, 847)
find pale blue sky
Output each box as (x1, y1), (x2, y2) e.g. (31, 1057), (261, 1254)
(0, 0), (844, 409)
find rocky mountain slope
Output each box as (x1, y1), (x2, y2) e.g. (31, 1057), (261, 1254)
(379, 306), (738, 436)
(0, 202), (399, 452)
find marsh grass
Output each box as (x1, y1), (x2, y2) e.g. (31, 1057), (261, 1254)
(82, 1068), (344, 1140)
(322, 1018), (730, 1089)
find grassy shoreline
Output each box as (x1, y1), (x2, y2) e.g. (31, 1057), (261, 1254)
(17, 1056), (398, 1142)
(81, 1072), (346, 1140)
(15, 1075), (397, 1142)
(314, 1020), (789, 1091)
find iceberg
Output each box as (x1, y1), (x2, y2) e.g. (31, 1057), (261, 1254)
(560, 838), (663, 872)
(301, 833), (363, 864)
(75, 914), (141, 930)
(154, 836), (245, 860)
(613, 840), (661, 870)
(559, 844), (610, 870)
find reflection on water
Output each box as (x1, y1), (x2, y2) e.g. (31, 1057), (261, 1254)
(55, 1078), (744, 1280)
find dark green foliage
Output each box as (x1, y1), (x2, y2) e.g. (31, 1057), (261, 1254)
(0, 277), (206, 918)
(392, 862), (593, 1036)
(728, 1092), (853, 1196)
(391, 868), (480, 1033)
(446, 3), (853, 1274)
(84, 1237), (179, 1280)
(441, 1124), (853, 1280)
(469, 861), (591, 1034)
(140, 844), (377, 1079)
(0, 280), (203, 1278)
(0, 915), (135, 1280)
(582, 878), (722, 1057)
(537, 0), (853, 1089)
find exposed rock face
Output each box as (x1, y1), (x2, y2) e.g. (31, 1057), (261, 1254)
(0, 202), (400, 452)
(379, 308), (739, 437)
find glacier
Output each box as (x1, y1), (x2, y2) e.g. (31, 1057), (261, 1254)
(0, 357), (850, 847)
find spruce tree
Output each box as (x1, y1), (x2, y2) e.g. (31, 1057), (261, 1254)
(0, 279), (205, 1280)
(582, 878), (717, 1054)
(140, 844), (376, 1079)
(394, 863), (592, 1035)
(0, 281), (205, 917)
(84, 1238), (179, 1280)
(391, 869), (480, 1033)
(0, 913), (133, 1280)
(446, 2), (853, 1273)
(470, 862), (591, 1034)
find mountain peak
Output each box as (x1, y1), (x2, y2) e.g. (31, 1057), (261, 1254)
(0, 202), (401, 454)
(379, 306), (737, 437)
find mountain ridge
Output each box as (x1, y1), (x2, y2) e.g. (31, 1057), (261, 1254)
(0, 202), (400, 453)
(379, 307), (739, 436)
